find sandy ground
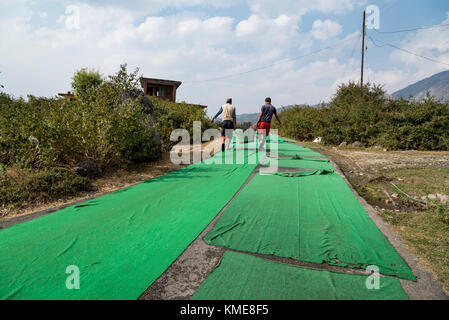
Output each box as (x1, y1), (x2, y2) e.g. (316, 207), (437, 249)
(328, 148), (449, 170)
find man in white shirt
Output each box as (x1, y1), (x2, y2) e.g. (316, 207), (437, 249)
(211, 98), (237, 152)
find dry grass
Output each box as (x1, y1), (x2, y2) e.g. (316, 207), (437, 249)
(380, 210), (449, 294)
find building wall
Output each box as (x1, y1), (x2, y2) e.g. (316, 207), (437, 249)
(144, 84), (176, 101)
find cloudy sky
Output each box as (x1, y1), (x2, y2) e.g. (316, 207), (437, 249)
(1, 0), (449, 115)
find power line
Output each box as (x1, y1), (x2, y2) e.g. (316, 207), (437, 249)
(183, 34), (359, 84)
(368, 35), (449, 67)
(374, 22), (449, 34)
(342, 32), (361, 79)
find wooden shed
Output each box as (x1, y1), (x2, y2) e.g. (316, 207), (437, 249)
(58, 91), (75, 100)
(140, 77), (182, 102)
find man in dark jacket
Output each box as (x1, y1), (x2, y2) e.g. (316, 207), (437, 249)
(256, 97), (282, 155)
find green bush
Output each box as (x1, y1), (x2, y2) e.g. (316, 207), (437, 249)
(0, 64), (217, 208)
(436, 205), (449, 225)
(272, 82), (449, 150)
(0, 64), (161, 170)
(71, 68), (103, 96)
(0, 168), (91, 207)
(150, 96), (213, 152)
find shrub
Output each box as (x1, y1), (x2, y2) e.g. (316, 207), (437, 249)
(0, 64), (161, 170)
(0, 64), (215, 209)
(272, 82), (449, 150)
(150, 97), (213, 152)
(72, 68), (103, 96)
(0, 168), (91, 207)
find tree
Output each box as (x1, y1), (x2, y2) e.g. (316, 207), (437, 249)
(108, 63), (142, 93)
(71, 68), (103, 96)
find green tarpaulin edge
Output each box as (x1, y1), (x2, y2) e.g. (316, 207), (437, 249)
(278, 150), (327, 158)
(191, 251), (409, 300)
(291, 155), (330, 162)
(265, 158), (334, 171)
(269, 170), (335, 177)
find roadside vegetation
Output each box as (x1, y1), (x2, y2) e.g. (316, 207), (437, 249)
(0, 64), (211, 215)
(273, 82), (449, 151)
(149, 96), (211, 152)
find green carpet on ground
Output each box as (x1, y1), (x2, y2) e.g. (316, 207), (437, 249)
(191, 251), (409, 300)
(231, 141), (326, 159)
(203, 148), (261, 165)
(276, 143), (326, 158)
(265, 135), (293, 144)
(270, 169), (335, 177)
(204, 172), (415, 281)
(0, 155), (257, 300)
(263, 157), (334, 171)
(277, 150), (327, 158)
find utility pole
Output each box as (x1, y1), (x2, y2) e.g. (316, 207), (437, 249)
(361, 10), (366, 88)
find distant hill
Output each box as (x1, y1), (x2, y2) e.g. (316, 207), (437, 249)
(236, 104), (320, 124)
(236, 107), (291, 124)
(392, 70), (449, 101)
(236, 113), (259, 124)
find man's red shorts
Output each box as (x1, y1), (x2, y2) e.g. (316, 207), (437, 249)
(258, 121), (271, 136)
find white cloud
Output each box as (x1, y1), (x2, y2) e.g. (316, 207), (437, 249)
(373, 12), (449, 93)
(236, 15), (261, 37)
(235, 13), (303, 54)
(37, 12), (48, 19)
(275, 15), (291, 27)
(204, 16), (235, 32)
(0, 0), (362, 114)
(311, 19), (343, 41)
(247, 0), (365, 16)
(137, 17), (166, 43)
(177, 18), (202, 35)
(5, 0), (446, 115)
(65, 0), (363, 16)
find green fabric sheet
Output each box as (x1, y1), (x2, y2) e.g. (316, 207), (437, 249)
(204, 173), (415, 281)
(0, 158), (257, 300)
(270, 170), (335, 177)
(265, 135), (294, 144)
(276, 143), (325, 158)
(264, 157), (334, 171)
(278, 150), (327, 158)
(192, 251), (409, 300)
(203, 149), (261, 166)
